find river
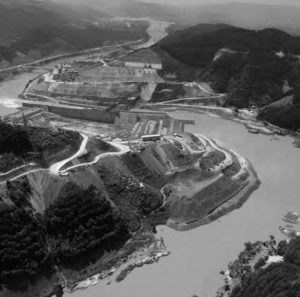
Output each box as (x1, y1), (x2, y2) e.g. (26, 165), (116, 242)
(0, 18), (169, 117)
(1, 21), (299, 297)
(135, 19), (170, 49)
(112, 17), (170, 49)
(0, 72), (38, 116)
(63, 110), (300, 297)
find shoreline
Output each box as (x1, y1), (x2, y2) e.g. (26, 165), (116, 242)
(168, 164), (260, 231)
(159, 104), (299, 141)
(166, 138), (261, 232)
(63, 233), (169, 295)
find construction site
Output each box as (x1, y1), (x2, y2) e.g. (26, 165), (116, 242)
(17, 44), (219, 128)
(0, 41), (260, 296)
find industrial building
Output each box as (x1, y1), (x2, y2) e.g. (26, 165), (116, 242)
(142, 134), (161, 142)
(53, 64), (79, 82)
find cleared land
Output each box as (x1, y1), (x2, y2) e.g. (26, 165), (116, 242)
(0, 114), (260, 296)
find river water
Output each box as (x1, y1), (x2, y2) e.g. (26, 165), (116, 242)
(112, 17), (170, 49)
(64, 110), (300, 297)
(135, 19), (170, 49)
(0, 18), (169, 118)
(1, 20), (299, 297)
(0, 72), (38, 117)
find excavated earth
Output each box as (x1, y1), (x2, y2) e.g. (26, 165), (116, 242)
(0, 131), (260, 297)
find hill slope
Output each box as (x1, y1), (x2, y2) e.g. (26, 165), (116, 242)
(0, 0), (148, 69)
(228, 236), (300, 297)
(157, 24), (300, 130)
(61, 0), (182, 22)
(184, 3), (300, 35)
(62, 1), (300, 35)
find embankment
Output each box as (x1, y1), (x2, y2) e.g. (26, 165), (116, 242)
(168, 163), (260, 231)
(164, 136), (260, 231)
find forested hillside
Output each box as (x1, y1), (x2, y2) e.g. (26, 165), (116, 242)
(230, 237), (300, 297)
(157, 25), (300, 130)
(258, 89), (300, 131)
(0, 0), (148, 69)
(0, 122), (81, 171)
(0, 183), (129, 292)
(0, 204), (53, 291)
(45, 183), (129, 268)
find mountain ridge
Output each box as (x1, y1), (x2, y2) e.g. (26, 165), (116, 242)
(0, 0), (148, 71)
(157, 23), (300, 130)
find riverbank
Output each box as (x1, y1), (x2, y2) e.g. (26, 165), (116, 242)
(166, 138), (261, 232)
(156, 103), (300, 145)
(293, 139), (300, 149)
(64, 228), (169, 295)
(1, 17), (300, 297)
(27, 105), (299, 297)
(216, 236), (281, 297)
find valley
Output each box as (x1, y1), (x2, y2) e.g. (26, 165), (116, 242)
(0, 5), (300, 297)
(0, 17), (263, 297)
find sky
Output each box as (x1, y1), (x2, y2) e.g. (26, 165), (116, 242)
(139, 0), (300, 6)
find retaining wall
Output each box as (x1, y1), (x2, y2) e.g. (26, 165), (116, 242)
(22, 102), (116, 124)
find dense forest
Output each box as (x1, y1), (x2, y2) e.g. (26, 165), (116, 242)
(0, 122), (81, 171)
(0, 122), (32, 156)
(230, 237), (300, 297)
(258, 90), (300, 131)
(0, 183), (130, 292)
(0, 204), (53, 291)
(159, 26), (300, 68)
(45, 183), (129, 268)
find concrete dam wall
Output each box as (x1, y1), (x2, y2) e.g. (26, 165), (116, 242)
(50, 106), (116, 124)
(23, 101), (116, 124)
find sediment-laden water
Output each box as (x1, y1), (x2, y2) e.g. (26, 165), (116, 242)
(63, 110), (300, 297)
(1, 20), (299, 297)
(0, 72), (38, 116)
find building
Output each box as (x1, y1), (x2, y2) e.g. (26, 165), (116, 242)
(52, 64), (79, 82)
(124, 49), (163, 70)
(142, 134), (161, 142)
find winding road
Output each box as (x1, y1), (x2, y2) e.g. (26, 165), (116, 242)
(0, 134), (130, 184)
(0, 168), (46, 184)
(197, 134), (233, 173)
(153, 82), (225, 106)
(49, 134), (89, 175)
(60, 141), (130, 173)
